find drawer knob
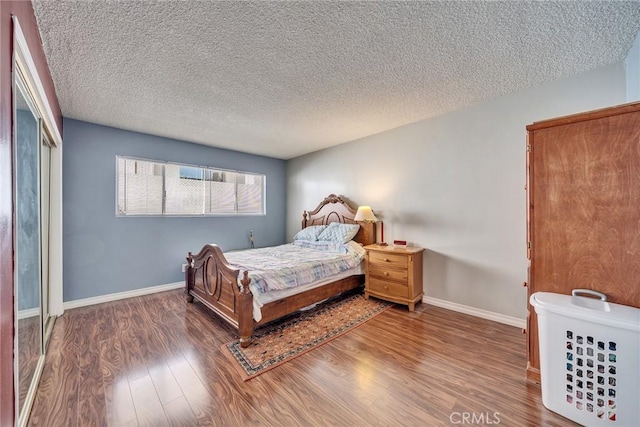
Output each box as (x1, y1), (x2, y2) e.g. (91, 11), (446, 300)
(384, 286), (389, 290)
(384, 272), (389, 276)
(384, 258), (390, 262)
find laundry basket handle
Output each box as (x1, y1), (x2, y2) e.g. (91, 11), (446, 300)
(571, 289), (607, 301)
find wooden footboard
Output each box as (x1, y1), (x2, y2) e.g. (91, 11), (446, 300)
(185, 244), (254, 347)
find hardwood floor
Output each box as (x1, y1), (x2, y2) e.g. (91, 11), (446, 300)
(28, 289), (577, 426)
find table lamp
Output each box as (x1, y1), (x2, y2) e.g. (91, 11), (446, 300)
(354, 206), (387, 246)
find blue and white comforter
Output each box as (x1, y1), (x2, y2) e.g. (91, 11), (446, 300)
(225, 240), (365, 294)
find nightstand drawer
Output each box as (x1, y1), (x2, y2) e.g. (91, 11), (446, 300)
(368, 278), (408, 298)
(369, 265), (408, 283)
(368, 252), (407, 268)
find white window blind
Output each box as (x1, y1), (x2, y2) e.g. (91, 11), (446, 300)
(116, 156), (265, 216)
(206, 170), (236, 214)
(237, 173), (264, 214)
(117, 157), (164, 215)
(165, 164), (204, 215)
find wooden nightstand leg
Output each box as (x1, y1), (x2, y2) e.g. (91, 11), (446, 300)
(364, 290), (370, 299)
(408, 302), (415, 312)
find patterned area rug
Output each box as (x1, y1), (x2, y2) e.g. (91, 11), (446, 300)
(223, 291), (393, 381)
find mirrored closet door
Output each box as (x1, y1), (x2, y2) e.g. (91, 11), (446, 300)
(14, 67), (56, 427)
(14, 73), (43, 421)
(12, 16), (63, 426)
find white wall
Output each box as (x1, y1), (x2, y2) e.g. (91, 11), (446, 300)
(287, 62), (627, 320)
(626, 31), (640, 102)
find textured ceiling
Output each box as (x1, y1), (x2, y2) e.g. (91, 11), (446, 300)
(33, 1), (640, 159)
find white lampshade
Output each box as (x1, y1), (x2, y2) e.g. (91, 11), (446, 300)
(354, 206), (378, 222)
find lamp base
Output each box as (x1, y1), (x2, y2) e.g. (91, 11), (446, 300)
(377, 242), (388, 246)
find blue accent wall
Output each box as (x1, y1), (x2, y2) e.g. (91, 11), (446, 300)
(63, 118), (286, 302)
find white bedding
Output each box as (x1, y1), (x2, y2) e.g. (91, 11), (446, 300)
(224, 240), (366, 321)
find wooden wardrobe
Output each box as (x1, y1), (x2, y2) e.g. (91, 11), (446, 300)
(525, 102), (640, 382)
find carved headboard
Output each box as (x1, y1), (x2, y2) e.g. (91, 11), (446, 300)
(301, 194), (376, 246)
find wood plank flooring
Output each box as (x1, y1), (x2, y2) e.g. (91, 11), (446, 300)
(28, 289), (578, 426)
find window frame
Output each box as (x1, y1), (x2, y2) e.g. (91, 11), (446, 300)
(115, 155), (266, 217)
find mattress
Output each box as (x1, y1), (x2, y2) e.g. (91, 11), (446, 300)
(251, 264), (364, 321)
(224, 240), (366, 321)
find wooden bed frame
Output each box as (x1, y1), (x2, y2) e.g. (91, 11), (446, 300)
(185, 194), (376, 347)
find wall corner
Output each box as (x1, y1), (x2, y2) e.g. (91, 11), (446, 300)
(625, 31), (640, 102)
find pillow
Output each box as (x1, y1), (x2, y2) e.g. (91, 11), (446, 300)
(293, 225), (327, 241)
(317, 222), (360, 244)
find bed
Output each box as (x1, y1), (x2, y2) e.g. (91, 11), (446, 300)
(185, 194), (376, 347)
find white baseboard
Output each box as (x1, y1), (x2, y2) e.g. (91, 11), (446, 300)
(63, 282), (184, 310)
(422, 296), (526, 329)
(17, 307), (40, 320)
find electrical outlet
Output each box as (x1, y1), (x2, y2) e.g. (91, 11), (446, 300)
(181, 263), (188, 272)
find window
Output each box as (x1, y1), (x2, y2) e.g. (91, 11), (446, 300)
(116, 156), (265, 216)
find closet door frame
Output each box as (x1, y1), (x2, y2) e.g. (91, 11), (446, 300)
(13, 16), (63, 316)
(12, 16), (64, 427)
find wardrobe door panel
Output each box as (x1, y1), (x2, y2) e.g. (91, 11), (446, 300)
(531, 111), (640, 304)
(526, 102), (640, 381)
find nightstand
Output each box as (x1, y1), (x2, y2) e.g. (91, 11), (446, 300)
(363, 244), (424, 311)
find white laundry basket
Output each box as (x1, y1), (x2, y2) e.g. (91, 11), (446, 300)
(530, 290), (640, 427)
